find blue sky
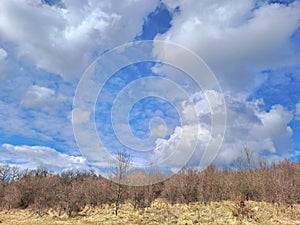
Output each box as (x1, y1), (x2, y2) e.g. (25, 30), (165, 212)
(0, 0), (299, 173)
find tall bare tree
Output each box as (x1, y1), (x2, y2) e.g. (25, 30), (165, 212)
(111, 150), (131, 216)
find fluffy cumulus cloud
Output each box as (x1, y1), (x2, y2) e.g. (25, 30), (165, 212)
(0, 0), (159, 80)
(151, 124), (211, 169)
(1, 143), (88, 172)
(156, 0), (300, 93)
(147, 0), (300, 169)
(150, 90), (294, 169)
(150, 90), (214, 169)
(217, 99), (293, 164)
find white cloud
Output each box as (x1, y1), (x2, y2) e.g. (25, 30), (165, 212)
(0, 48), (7, 60)
(0, 0), (298, 173)
(151, 123), (211, 168)
(155, 0), (300, 94)
(0, 0), (159, 80)
(149, 117), (169, 138)
(150, 92), (294, 168)
(69, 108), (90, 125)
(148, 0), (298, 169)
(217, 101), (293, 162)
(0, 48), (9, 81)
(0, 99), (77, 153)
(1, 143), (88, 172)
(21, 85), (65, 112)
(0, 100), (41, 138)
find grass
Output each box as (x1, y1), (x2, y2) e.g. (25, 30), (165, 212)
(0, 200), (299, 225)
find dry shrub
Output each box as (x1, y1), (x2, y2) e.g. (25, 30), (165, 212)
(161, 175), (180, 204)
(32, 176), (61, 215)
(232, 195), (255, 222)
(0, 156), (300, 217)
(177, 168), (200, 203)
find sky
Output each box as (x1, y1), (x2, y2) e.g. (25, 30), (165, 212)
(0, 0), (300, 176)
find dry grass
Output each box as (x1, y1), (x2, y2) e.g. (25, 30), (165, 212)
(0, 200), (300, 225)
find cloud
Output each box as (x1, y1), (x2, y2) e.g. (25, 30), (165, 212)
(0, 0), (160, 80)
(0, 48), (7, 60)
(21, 85), (66, 112)
(151, 124), (211, 169)
(0, 48), (9, 81)
(0, 0), (298, 173)
(150, 90), (217, 169)
(217, 100), (293, 163)
(147, 0), (299, 169)
(296, 103), (300, 120)
(69, 108), (90, 125)
(1, 143), (88, 172)
(155, 0), (300, 94)
(0, 99), (76, 154)
(150, 91), (294, 169)
(149, 118), (169, 138)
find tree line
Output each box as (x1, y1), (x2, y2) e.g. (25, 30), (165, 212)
(0, 151), (299, 217)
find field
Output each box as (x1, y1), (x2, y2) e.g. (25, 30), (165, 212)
(0, 200), (299, 225)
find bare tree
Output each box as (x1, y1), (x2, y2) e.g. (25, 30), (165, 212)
(234, 145), (255, 171)
(111, 150), (131, 216)
(233, 145), (260, 201)
(0, 165), (22, 184)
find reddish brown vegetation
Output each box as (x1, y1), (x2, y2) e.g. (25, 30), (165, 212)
(0, 159), (299, 217)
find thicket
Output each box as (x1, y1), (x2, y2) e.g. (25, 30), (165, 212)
(0, 157), (299, 217)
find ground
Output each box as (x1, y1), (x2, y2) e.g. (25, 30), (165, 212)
(0, 200), (299, 225)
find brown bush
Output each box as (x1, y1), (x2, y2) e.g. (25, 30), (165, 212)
(0, 157), (300, 216)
